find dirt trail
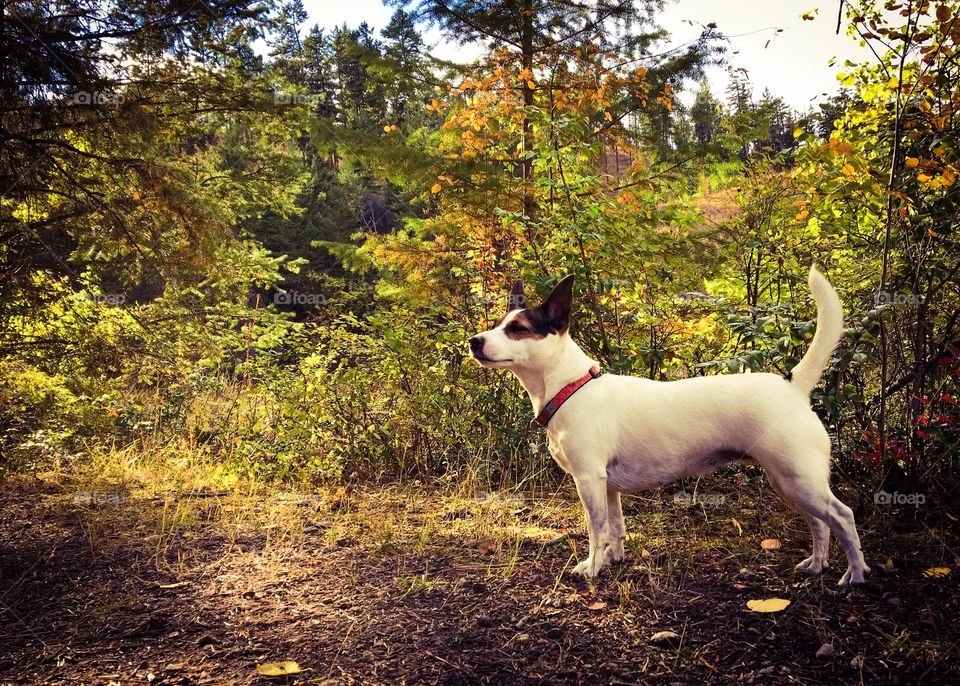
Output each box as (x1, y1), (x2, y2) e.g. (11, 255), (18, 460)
(0, 478), (957, 685)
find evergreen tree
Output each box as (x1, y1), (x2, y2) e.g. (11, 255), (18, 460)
(269, 0), (309, 83)
(303, 26), (340, 120)
(381, 10), (425, 127)
(691, 79), (721, 146)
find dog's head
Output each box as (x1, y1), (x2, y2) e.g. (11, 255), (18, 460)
(468, 276), (574, 369)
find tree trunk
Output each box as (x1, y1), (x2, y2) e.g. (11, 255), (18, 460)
(520, 0), (536, 219)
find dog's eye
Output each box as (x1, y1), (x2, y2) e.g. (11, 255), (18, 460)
(507, 323), (529, 334)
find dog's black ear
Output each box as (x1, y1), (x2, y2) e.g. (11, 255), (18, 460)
(540, 275), (574, 331)
(508, 279), (526, 311)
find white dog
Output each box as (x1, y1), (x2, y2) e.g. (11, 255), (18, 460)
(469, 267), (870, 586)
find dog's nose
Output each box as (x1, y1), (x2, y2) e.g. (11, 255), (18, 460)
(469, 335), (484, 352)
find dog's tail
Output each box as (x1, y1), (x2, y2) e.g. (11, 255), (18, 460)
(789, 265), (843, 397)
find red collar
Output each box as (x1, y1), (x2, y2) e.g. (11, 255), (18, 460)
(535, 366), (602, 428)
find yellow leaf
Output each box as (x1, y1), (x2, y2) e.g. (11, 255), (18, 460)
(905, 157), (920, 168)
(132, 190), (141, 201)
(842, 163), (855, 176)
(918, 173), (932, 182)
(431, 183), (442, 194)
(929, 228), (940, 237)
(527, 80), (536, 89)
(257, 661), (303, 677)
(793, 126), (804, 138)
(760, 538), (782, 550)
(923, 566), (951, 578)
(603, 111), (613, 122)
(795, 209), (810, 221)
(746, 598), (791, 613)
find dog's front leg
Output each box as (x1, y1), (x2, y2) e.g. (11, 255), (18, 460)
(571, 475), (611, 578)
(607, 490), (625, 562)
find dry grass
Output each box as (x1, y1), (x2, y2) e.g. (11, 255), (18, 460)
(1, 449), (957, 684)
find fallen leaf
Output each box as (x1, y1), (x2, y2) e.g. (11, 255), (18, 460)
(746, 598), (791, 613)
(586, 601), (607, 611)
(256, 661), (303, 677)
(431, 183), (442, 194)
(649, 630), (679, 644)
(730, 518), (743, 536)
(760, 538), (781, 550)
(923, 566), (951, 578)
(158, 581), (191, 589)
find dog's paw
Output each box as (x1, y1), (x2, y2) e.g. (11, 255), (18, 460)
(607, 541), (625, 563)
(572, 557), (602, 578)
(837, 564), (871, 587)
(794, 556), (829, 575)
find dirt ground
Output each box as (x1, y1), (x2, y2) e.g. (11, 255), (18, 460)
(0, 472), (957, 685)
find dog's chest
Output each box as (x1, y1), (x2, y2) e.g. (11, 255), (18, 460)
(546, 434), (573, 473)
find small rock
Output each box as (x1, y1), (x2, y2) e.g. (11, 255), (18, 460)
(850, 655), (865, 669)
(649, 630), (679, 645)
(516, 632), (530, 642)
(476, 615), (495, 628)
(816, 643), (836, 658)
(548, 595), (564, 608)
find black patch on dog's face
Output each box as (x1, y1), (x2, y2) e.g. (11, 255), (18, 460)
(492, 275), (574, 338)
(501, 308), (562, 340)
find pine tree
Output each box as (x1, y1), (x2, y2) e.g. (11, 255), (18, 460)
(381, 10), (425, 127)
(691, 79), (721, 146)
(303, 26), (339, 120)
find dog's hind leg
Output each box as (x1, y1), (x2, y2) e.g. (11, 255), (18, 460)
(766, 470), (831, 574)
(768, 462), (870, 586)
(794, 515), (831, 574)
(823, 492), (870, 586)
(571, 475), (611, 578)
(607, 490), (625, 562)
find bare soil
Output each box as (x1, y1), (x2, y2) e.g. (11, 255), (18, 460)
(0, 474), (957, 685)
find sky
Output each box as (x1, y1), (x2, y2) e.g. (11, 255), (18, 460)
(303, 0), (872, 111)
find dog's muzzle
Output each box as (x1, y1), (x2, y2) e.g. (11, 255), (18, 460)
(469, 335), (485, 356)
